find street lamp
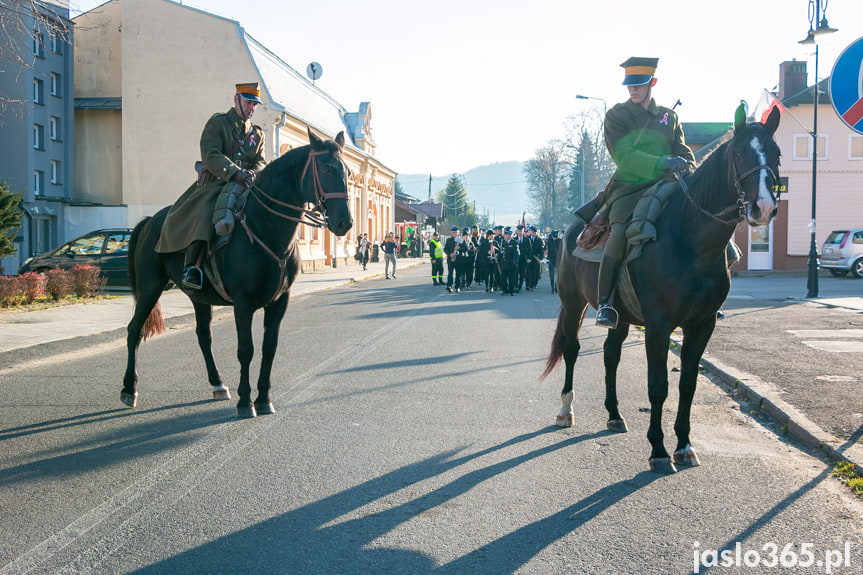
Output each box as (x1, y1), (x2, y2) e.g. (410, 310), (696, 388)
(800, 0), (837, 298)
(576, 94), (608, 190)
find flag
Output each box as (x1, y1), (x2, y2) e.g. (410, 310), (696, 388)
(761, 99), (786, 123)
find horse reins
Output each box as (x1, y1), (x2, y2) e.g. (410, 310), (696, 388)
(676, 152), (779, 227)
(235, 147), (349, 291)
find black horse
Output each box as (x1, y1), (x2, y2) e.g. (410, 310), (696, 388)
(541, 105), (781, 474)
(122, 129), (353, 418)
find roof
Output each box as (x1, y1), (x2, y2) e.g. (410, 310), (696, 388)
(245, 34), (351, 145)
(782, 78), (832, 108)
(410, 202), (443, 218)
(74, 97), (122, 110)
(681, 122), (732, 146)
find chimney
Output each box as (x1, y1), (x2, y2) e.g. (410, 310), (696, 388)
(778, 60), (807, 100)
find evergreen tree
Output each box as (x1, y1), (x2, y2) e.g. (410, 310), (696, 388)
(436, 175), (477, 229)
(0, 179), (24, 265)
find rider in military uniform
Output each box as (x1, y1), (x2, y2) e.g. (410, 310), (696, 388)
(594, 57), (694, 328)
(155, 83), (267, 289)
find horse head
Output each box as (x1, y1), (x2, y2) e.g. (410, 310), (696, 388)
(729, 103), (782, 227)
(304, 128), (353, 236)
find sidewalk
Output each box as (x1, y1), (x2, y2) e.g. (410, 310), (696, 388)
(693, 272), (863, 470)
(0, 258), (423, 355)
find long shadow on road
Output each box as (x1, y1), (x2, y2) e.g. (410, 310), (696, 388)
(130, 428), (654, 575)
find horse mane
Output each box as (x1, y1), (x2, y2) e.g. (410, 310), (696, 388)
(254, 144), (311, 189)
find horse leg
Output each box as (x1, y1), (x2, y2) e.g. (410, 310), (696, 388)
(122, 289), (163, 408)
(672, 320), (716, 467)
(233, 304), (257, 419)
(603, 323), (630, 433)
(644, 323), (676, 474)
(191, 301), (230, 402)
(556, 304), (587, 427)
(253, 293), (289, 415)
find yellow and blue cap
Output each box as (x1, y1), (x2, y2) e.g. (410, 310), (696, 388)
(621, 57), (658, 86)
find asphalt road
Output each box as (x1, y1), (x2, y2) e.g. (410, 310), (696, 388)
(1, 267), (862, 574)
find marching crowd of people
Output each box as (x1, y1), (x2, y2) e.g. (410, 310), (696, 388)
(427, 224), (562, 296)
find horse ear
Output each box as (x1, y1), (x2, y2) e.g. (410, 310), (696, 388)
(335, 131), (346, 150)
(763, 105), (781, 136)
(308, 127), (322, 148)
(733, 103), (747, 135)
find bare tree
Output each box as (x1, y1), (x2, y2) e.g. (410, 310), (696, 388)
(0, 0), (73, 115)
(523, 139), (569, 231)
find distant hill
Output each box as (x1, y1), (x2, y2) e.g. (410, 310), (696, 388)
(396, 161), (529, 227)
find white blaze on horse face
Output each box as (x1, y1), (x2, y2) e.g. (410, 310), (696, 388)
(749, 136), (777, 225)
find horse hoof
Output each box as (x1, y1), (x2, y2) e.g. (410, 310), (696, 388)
(556, 414), (575, 428)
(255, 402), (275, 415)
(673, 446), (701, 467)
(237, 405), (257, 419)
(607, 418), (628, 433)
(649, 458), (678, 475)
(212, 385), (231, 401)
(121, 391), (138, 408)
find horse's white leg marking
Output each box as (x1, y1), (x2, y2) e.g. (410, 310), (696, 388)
(556, 391), (575, 427)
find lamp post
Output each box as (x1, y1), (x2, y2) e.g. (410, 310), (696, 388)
(576, 94), (607, 190)
(800, 0), (837, 298)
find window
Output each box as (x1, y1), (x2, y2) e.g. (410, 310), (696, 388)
(65, 234), (105, 256)
(33, 78), (44, 105)
(33, 124), (44, 150)
(33, 32), (44, 58)
(33, 170), (44, 194)
(49, 30), (63, 54)
(104, 233), (130, 254)
(36, 217), (52, 254)
(50, 116), (61, 141)
(850, 135), (863, 160)
(50, 160), (61, 184)
(50, 73), (60, 97)
(792, 134), (827, 160)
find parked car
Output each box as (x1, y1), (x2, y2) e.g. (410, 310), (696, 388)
(820, 228), (863, 278)
(18, 228), (133, 286)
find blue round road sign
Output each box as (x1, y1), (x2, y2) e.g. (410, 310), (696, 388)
(830, 37), (863, 134)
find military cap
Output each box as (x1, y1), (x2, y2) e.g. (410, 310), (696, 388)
(432, 232), (439, 237)
(485, 229), (494, 236)
(528, 225), (537, 232)
(620, 57), (658, 86)
(462, 228), (470, 234)
(493, 225), (503, 230)
(236, 82), (263, 104)
(451, 226), (459, 232)
(503, 228), (512, 235)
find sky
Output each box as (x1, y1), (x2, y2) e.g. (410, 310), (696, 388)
(68, 0), (863, 177)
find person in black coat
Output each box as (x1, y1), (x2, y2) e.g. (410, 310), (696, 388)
(478, 229), (500, 292)
(499, 229), (520, 296)
(444, 227), (459, 293)
(545, 230), (561, 293)
(525, 225), (544, 291)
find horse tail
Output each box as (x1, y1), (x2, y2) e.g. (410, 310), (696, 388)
(129, 217), (166, 342)
(540, 309), (566, 382)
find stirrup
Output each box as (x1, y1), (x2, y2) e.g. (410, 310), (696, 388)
(595, 305), (619, 329)
(182, 266), (203, 290)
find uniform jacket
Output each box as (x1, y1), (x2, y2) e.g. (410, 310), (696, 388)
(444, 236), (458, 262)
(156, 108), (266, 254)
(546, 236), (561, 264)
(501, 238), (520, 268)
(603, 98), (694, 224)
(526, 235), (544, 262)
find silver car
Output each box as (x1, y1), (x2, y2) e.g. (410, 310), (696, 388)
(820, 228), (863, 278)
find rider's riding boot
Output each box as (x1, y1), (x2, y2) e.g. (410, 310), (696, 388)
(214, 183), (244, 236)
(595, 254), (619, 328)
(182, 240), (205, 290)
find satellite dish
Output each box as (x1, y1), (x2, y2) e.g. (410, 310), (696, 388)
(306, 62), (322, 84)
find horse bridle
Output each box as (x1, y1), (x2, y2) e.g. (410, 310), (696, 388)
(236, 147), (349, 288)
(677, 150), (780, 227)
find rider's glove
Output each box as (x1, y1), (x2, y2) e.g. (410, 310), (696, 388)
(660, 156), (690, 174)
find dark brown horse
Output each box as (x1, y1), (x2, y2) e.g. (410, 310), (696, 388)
(122, 129), (352, 418)
(542, 105), (781, 473)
